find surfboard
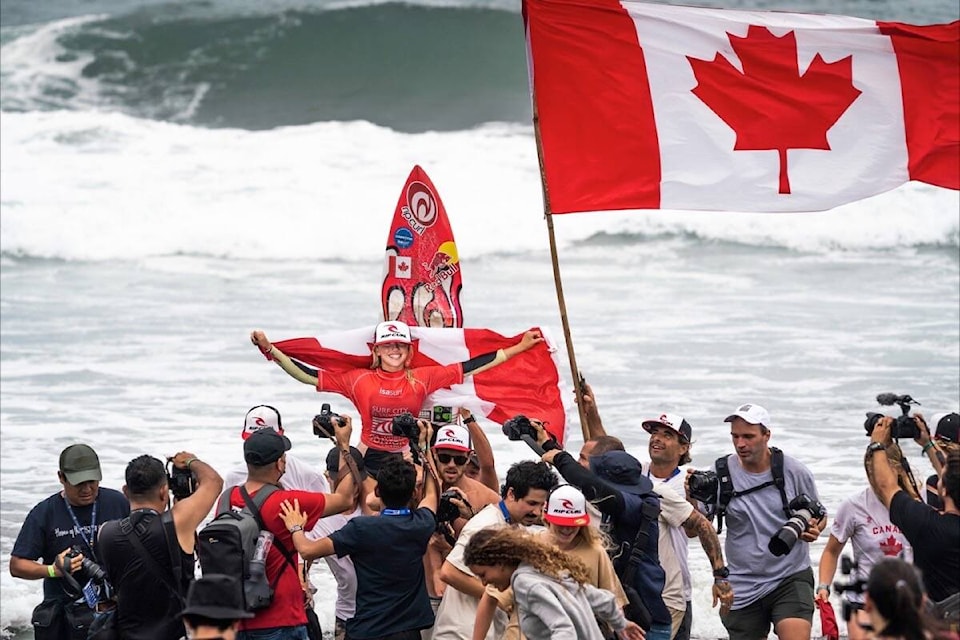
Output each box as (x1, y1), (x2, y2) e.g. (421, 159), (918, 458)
(380, 165), (465, 425)
(380, 165), (464, 330)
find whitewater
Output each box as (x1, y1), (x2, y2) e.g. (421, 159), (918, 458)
(1, 0), (958, 637)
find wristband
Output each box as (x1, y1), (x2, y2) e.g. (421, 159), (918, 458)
(817, 583), (831, 595)
(541, 439), (561, 452)
(47, 564), (56, 578)
(288, 525), (304, 534)
(464, 416), (477, 424)
(184, 457), (198, 469)
(922, 441), (936, 453)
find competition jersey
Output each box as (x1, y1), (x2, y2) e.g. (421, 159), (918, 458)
(317, 364), (463, 451)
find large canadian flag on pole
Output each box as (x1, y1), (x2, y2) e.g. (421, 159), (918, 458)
(523, 0), (959, 213)
(274, 326), (568, 444)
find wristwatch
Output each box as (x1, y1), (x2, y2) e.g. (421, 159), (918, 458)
(713, 566), (730, 579)
(866, 442), (886, 455)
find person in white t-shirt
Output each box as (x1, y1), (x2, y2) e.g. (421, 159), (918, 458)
(816, 445), (913, 640)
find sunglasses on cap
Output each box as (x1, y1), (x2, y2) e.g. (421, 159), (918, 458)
(437, 453), (469, 466)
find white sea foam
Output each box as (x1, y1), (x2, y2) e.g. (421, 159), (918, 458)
(1, 111), (957, 262)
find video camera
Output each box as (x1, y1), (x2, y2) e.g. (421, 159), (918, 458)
(313, 403), (344, 439)
(768, 494), (827, 557)
(864, 393), (921, 440)
(166, 458), (197, 501)
(501, 415), (546, 456)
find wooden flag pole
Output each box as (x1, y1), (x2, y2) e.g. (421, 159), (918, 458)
(532, 100), (591, 443)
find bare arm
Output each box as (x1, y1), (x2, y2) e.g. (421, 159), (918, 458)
(322, 417), (357, 516)
(865, 418), (901, 508)
(170, 453), (224, 552)
(278, 499), (337, 561)
(419, 423), (440, 514)
(251, 330), (318, 387)
(913, 413), (946, 475)
(578, 382), (607, 439)
(816, 534), (845, 601)
(439, 560), (486, 599)
(10, 548), (81, 580)
(681, 509), (732, 613)
(460, 409), (499, 493)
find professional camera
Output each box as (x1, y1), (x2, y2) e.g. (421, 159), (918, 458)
(767, 493), (827, 557)
(502, 415), (536, 441)
(687, 470), (720, 504)
(313, 403), (343, 439)
(391, 413), (421, 442)
(166, 458), (197, 502)
(64, 545), (108, 584)
(436, 490), (466, 524)
(834, 555), (866, 622)
(864, 393), (921, 440)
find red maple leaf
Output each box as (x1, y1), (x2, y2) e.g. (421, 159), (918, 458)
(397, 260), (409, 273)
(879, 535), (904, 557)
(688, 26), (862, 194)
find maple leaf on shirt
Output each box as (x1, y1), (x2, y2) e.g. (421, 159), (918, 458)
(879, 535), (904, 557)
(688, 26), (862, 194)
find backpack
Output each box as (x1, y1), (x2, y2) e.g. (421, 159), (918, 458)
(713, 446), (789, 534)
(196, 485), (296, 611)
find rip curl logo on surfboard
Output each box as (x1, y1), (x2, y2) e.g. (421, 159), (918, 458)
(401, 181), (438, 235)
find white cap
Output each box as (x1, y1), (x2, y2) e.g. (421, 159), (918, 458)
(642, 413), (693, 442)
(724, 403), (770, 428)
(544, 485), (590, 527)
(433, 425), (471, 452)
(374, 321), (412, 345)
(243, 405), (283, 440)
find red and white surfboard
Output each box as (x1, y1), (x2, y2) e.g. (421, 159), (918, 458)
(381, 166), (465, 329)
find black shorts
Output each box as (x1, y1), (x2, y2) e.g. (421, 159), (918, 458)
(721, 568), (814, 639)
(362, 449), (403, 478)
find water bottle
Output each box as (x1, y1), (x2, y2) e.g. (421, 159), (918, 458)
(246, 531), (274, 609)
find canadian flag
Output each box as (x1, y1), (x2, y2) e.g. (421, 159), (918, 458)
(273, 325), (568, 443)
(393, 255), (412, 279)
(523, 0), (959, 213)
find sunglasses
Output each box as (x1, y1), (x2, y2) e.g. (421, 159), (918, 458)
(437, 453), (469, 466)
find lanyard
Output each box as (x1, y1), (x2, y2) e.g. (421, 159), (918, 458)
(497, 500), (512, 524)
(646, 467), (681, 483)
(381, 508), (412, 517)
(63, 495), (97, 557)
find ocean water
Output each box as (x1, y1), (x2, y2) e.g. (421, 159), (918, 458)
(1, 0), (958, 638)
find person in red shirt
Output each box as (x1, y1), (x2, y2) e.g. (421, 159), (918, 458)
(250, 321), (542, 491)
(230, 421), (356, 638)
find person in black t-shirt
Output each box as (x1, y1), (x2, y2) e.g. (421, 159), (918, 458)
(866, 417), (960, 609)
(10, 444), (130, 640)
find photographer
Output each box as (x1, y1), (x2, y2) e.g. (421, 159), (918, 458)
(924, 412), (958, 509)
(423, 424), (500, 621)
(278, 418), (441, 640)
(10, 444), (130, 640)
(865, 416), (960, 618)
(691, 404), (826, 640)
(98, 451), (222, 638)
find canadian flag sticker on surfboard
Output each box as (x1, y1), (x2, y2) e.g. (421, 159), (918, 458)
(381, 165), (464, 329)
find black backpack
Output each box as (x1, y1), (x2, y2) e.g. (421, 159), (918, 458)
(713, 447), (789, 534)
(196, 485), (296, 610)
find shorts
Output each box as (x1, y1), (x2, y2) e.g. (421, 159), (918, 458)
(363, 449), (403, 478)
(721, 568), (814, 640)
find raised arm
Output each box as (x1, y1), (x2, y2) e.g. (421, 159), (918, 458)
(460, 409), (499, 493)
(169, 452), (223, 552)
(865, 418), (902, 508)
(578, 381), (607, 439)
(251, 330), (319, 386)
(321, 417), (357, 516)
(462, 330), (544, 378)
(913, 413), (946, 476)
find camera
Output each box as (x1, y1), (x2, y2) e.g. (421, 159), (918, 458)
(64, 545), (108, 584)
(864, 393), (921, 440)
(313, 403), (343, 439)
(166, 458), (197, 502)
(502, 415), (536, 441)
(688, 470), (720, 504)
(436, 490), (464, 524)
(391, 413), (421, 442)
(767, 493), (827, 557)
(834, 555), (866, 622)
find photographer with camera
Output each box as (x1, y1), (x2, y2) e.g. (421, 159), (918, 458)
(924, 412), (958, 509)
(10, 444), (130, 640)
(688, 404), (826, 640)
(97, 451), (222, 638)
(422, 424), (500, 622)
(865, 415), (960, 622)
(816, 442), (914, 640)
(278, 418), (441, 640)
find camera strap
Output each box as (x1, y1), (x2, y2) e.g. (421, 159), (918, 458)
(63, 495), (98, 561)
(117, 513), (185, 605)
(714, 447), (789, 534)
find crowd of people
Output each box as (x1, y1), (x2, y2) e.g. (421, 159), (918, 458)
(9, 320), (960, 640)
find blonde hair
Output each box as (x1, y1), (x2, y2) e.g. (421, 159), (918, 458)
(464, 527), (591, 586)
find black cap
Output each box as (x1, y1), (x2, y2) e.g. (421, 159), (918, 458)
(590, 450), (653, 495)
(243, 429), (292, 465)
(325, 446), (367, 479)
(180, 574), (253, 620)
(935, 412), (960, 443)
